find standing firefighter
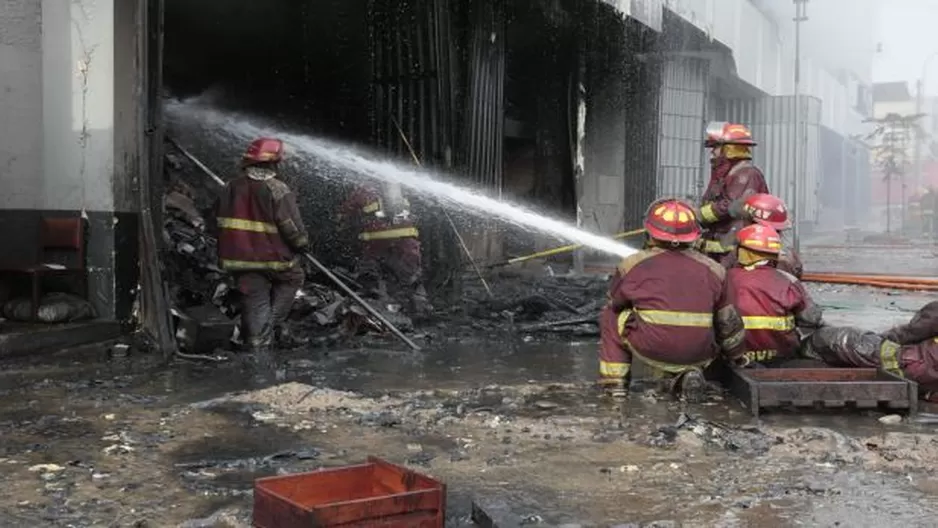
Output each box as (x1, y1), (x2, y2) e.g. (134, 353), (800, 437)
(806, 301), (938, 403)
(722, 193), (804, 278)
(338, 182), (431, 315)
(216, 138), (310, 356)
(727, 224), (823, 366)
(699, 122), (770, 263)
(598, 198), (746, 402)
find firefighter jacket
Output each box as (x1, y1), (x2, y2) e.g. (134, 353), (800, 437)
(338, 186), (419, 242)
(722, 247), (804, 279)
(216, 173), (309, 272)
(599, 247), (745, 379)
(699, 160), (769, 254)
(726, 263), (823, 364)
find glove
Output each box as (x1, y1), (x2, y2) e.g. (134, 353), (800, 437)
(728, 198), (749, 220)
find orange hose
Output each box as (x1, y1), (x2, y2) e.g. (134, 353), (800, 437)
(803, 274), (938, 291)
(804, 272), (938, 286)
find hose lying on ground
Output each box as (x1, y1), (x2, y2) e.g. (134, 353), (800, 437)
(803, 272), (938, 291)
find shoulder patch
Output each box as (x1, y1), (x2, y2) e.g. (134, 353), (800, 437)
(617, 247), (664, 274)
(681, 248), (726, 281)
(265, 179), (292, 201)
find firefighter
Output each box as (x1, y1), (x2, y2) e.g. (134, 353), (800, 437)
(722, 193), (804, 278)
(598, 198), (746, 402)
(338, 182), (431, 315)
(726, 224), (824, 367)
(805, 301), (938, 403)
(216, 138), (310, 357)
(698, 122), (770, 264)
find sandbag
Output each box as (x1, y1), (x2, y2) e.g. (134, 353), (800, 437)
(3, 292), (97, 323)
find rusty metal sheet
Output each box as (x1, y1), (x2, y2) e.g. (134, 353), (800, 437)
(730, 367), (918, 418)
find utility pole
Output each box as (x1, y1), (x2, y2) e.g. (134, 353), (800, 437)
(792, 0), (809, 253)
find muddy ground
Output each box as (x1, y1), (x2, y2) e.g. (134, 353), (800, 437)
(2, 277), (938, 527)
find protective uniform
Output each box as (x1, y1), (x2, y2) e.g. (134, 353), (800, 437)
(338, 183), (430, 314)
(216, 138), (309, 353)
(698, 122), (770, 262)
(806, 301), (938, 402)
(598, 198), (745, 401)
(726, 224), (823, 366)
(720, 194), (803, 278)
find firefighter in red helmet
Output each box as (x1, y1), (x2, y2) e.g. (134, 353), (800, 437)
(338, 181), (431, 316)
(698, 122), (770, 264)
(598, 198), (745, 402)
(726, 224), (823, 367)
(721, 193), (803, 278)
(216, 138), (311, 359)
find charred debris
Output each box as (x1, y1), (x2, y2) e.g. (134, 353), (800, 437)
(160, 143), (609, 356)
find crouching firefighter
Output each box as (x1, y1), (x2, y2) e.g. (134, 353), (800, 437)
(722, 193), (804, 278)
(598, 198), (746, 402)
(216, 138), (311, 355)
(698, 122), (769, 264)
(805, 301), (938, 403)
(727, 224), (823, 367)
(338, 182), (431, 315)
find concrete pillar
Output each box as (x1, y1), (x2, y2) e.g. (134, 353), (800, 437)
(0, 0), (141, 320)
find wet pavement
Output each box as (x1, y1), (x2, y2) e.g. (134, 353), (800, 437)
(2, 285), (938, 527)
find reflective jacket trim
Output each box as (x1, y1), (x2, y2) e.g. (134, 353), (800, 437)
(880, 339), (903, 377)
(614, 309), (710, 374)
(742, 315), (796, 332)
(743, 350), (778, 363)
(220, 258), (295, 271)
(702, 239), (730, 254)
(362, 201), (381, 214)
(599, 360), (630, 379)
(700, 203), (719, 224)
(218, 217), (279, 234)
(617, 308), (712, 330)
(359, 226), (419, 241)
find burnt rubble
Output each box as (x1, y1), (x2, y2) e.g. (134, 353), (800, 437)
(160, 147), (611, 353)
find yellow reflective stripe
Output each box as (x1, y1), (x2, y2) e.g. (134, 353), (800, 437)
(633, 350), (712, 374)
(637, 309), (713, 327)
(880, 340), (903, 377)
(617, 309), (632, 335)
(359, 227), (419, 241)
(703, 240), (729, 253)
(700, 203), (719, 223)
(362, 201), (381, 214)
(742, 315), (795, 331)
(220, 259), (295, 271)
(218, 217), (278, 234)
(599, 361), (630, 378)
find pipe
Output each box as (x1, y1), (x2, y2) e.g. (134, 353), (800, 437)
(804, 272), (938, 286)
(487, 228), (646, 269)
(166, 137), (227, 187)
(802, 273), (938, 291)
(302, 252), (421, 351)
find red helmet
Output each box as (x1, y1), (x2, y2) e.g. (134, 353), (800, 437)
(704, 121), (757, 148)
(242, 137), (284, 166)
(736, 224), (782, 255)
(644, 198), (701, 244)
(744, 193), (792, 230)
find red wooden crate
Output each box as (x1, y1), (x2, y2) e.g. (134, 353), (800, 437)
(253, 456), (446, 527)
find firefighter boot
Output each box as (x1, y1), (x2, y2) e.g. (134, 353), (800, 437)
(598, 378), (628, 399)
(274, 325), (309, 349)
(675, 369), (706, 403)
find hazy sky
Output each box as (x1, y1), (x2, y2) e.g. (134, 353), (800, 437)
(874, 0), (938, 93)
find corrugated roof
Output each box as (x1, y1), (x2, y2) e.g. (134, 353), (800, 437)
(873, 81), (911, 103)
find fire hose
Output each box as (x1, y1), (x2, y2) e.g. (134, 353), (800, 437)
(803, 272), (938, 291)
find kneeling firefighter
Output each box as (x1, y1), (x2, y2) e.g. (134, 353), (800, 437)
(727, 224), (823, 367)
(722, 194), (803, 278)
(216, 138), (311, 355)
(338, 181), (431, 314)
(698, 122), (770, 264)
(806, 301), (938, 402)
(598, 198), (746, 402)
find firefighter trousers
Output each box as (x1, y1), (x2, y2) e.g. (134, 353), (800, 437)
(235, 266), (305, 350)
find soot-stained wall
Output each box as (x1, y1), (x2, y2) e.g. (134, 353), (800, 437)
(163, 0), (371, 142)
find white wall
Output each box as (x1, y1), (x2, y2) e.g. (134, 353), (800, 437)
(0, 0), (43, 210)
